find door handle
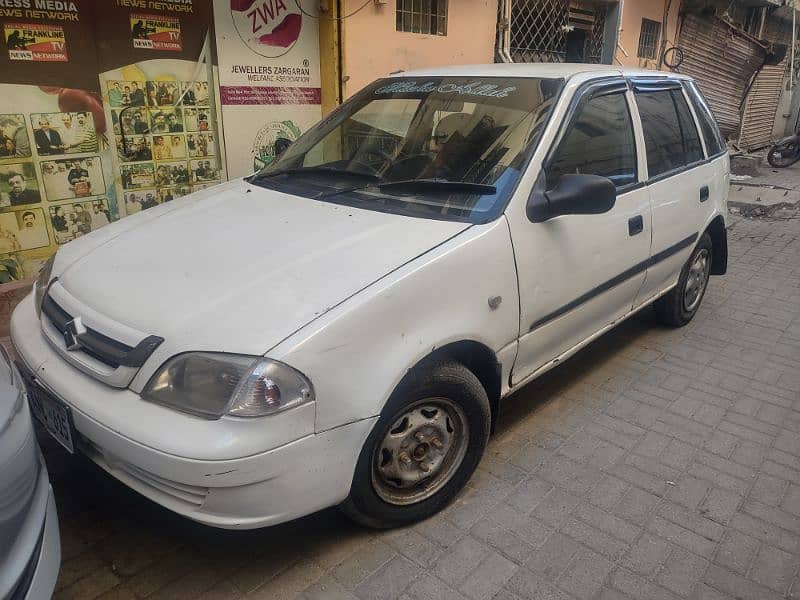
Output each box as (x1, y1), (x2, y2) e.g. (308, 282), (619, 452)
(700, 185), (710, 202)
(628, 215), (644, 236)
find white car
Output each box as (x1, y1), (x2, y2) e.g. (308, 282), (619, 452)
(11, 64), (728, 529)
(0, 345), (60, 599)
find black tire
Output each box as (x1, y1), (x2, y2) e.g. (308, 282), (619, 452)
(341, 360), (490, 529)
(654, 232), (712, 327)
(767, 145), (800, 168)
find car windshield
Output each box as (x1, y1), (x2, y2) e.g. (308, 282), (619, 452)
(251, 76), (564, 223)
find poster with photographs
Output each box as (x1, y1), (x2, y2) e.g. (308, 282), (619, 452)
(181, 81), (209, 106)
(120, 163), (154, 189)
(0, 209), (50, 251)
(187, 133), (214, 158)
(190, 159), (220, 184)
(145, 81), (181, 106)
(112, 109), (149, 136)
(0, 114), (32, 158)
(117, 135), (152, 163)
(41, 156), (105, 200)
(49, 199), (111, 245)
(101, 57), (225, 220)
(149, 107), (183, 134)
(183, 107), (213, 132)
(107, 80), (147, 108)
(157, 186), (190, 203)
(154, 161), (190, 186)
(30, 111), (98, 155)
(152, 134), (185, 160)
(123, 189), (159, 214)
(0, 162), (41, 206)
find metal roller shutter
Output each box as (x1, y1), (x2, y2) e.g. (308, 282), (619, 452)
(738, 60), (788, 150)
(676, 14), (766, 138)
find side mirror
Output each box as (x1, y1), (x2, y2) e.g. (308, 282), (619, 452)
(527, 174), (616, 223)
(274, 137), (292, 158)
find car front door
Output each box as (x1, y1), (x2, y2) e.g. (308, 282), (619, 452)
(508, 78), (652, 386)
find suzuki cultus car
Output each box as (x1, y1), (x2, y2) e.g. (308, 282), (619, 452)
(12, 64), (728, 529)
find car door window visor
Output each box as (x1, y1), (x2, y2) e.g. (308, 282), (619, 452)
(528, 232), (698, 332)
(629, 78), (683, 93)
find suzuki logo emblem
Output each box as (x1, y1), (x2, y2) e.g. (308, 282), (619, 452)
(63, 316), (87, 351)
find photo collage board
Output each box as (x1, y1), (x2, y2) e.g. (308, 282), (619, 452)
(107, 78), (222, 215)
(0, 106), (115, 269)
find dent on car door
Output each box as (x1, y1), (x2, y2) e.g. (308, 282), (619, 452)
(508, 80), (652, 386)
(630, 81), (710, 306)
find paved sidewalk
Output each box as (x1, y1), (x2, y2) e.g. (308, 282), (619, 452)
(44, 210), (800, 600)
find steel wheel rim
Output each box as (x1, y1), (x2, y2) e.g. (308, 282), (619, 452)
(371, 397), (469, 506)
(683, 248), (710, 312)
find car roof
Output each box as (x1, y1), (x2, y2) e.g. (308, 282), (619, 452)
(393, 63), (691, 81)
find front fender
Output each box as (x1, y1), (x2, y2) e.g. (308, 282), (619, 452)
(269, 217), (520, 432)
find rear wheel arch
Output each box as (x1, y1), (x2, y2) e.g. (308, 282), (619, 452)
(705, 215), (727, 275)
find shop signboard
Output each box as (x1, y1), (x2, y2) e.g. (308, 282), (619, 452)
(213, 0), (322, 177)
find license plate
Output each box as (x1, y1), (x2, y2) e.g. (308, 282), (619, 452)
(27, 380), (75, 454)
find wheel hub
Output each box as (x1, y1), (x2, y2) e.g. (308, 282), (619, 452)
(683, 248), (710, 312)
(371, 398), (468, 506)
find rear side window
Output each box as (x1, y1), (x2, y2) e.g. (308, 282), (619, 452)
(685, 82), (725, 156)
(635, 89), (704, 178)
(546, 92), (637, 189)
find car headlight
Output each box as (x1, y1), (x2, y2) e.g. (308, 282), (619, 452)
(34, 255), (55, 318)
(141, 352), (314, 419)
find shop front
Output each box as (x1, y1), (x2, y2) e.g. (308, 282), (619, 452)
(0, 0), (323, 327)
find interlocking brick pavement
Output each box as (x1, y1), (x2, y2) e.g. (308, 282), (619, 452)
(41, 209), (800, 600)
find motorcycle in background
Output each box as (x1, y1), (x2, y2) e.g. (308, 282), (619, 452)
(767, 133), (800, 167)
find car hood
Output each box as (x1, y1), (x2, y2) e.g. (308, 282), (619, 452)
(57, 179), (471, 356)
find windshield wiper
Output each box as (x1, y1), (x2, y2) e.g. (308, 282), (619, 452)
(249, 166), (382, 182)
(378, 179), (497, 194)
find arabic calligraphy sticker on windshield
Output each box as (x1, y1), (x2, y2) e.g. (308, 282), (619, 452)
(375, 81), (518, 98)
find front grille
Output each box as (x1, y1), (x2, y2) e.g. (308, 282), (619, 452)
(41, 291), (163, 370)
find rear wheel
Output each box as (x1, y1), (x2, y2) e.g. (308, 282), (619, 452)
(341, 361), (490, 528)
(654, 233), (712, 327)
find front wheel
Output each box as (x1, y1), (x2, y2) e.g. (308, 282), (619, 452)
(767, 143), (800, 168)
(341, 361), (490, 528)
(654, 233), (712, 327)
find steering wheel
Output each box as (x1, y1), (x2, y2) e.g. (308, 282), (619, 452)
(385, 153), (435, 179)
(353, 148), (394, 175)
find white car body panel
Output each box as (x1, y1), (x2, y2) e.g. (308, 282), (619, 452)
(271, 217), (520, 431)
(10, 64), (729, 528)
(507, 78), (653, 384)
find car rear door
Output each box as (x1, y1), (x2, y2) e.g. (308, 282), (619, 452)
(630, 79), (711, 306)
(509, 78), (652, 385)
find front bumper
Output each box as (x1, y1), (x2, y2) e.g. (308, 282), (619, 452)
(12, 293), (376, 529)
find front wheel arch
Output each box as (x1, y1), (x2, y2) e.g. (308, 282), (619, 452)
(404, 340), (502, 431)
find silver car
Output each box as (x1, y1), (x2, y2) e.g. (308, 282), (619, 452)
(0, 345), (60, 600)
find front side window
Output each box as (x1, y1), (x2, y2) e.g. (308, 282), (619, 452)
(252, 77), (564, 223)
(635, 89), (704, 178)
(685, 82), (725, 156)
(546, 91), (637, 190)
(397, 0), (448, 35)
